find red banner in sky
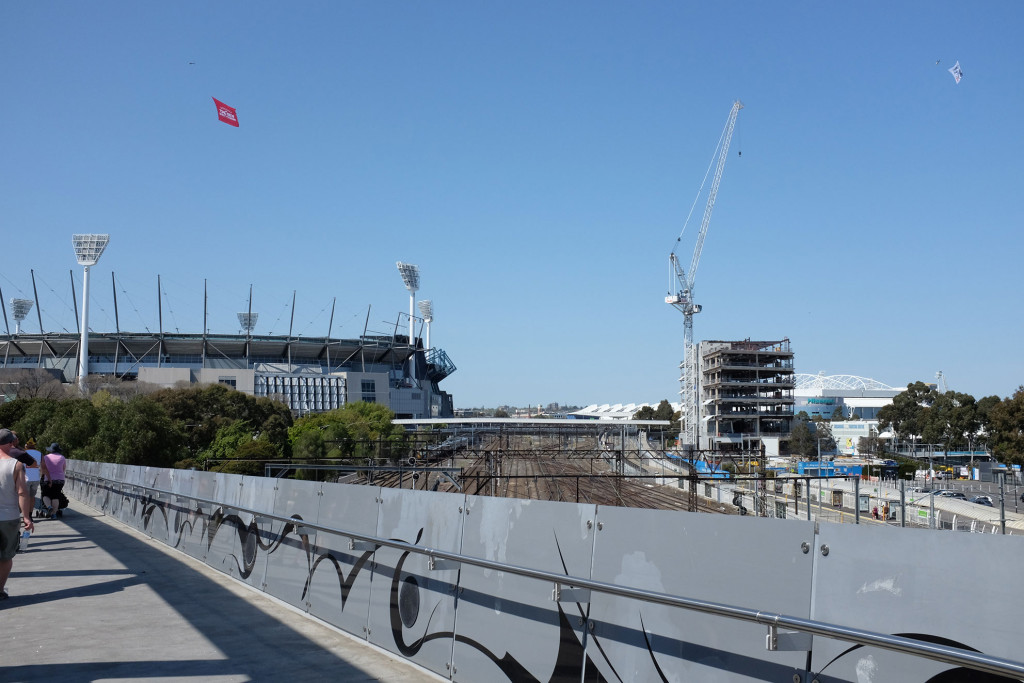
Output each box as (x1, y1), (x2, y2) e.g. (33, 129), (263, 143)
(212, 98), (239, 127)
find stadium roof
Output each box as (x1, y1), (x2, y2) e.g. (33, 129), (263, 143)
(0, 331), (417, 376)
(795, 374), (899, 392)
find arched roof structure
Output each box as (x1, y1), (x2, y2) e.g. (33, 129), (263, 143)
(794, 374), (899, 391)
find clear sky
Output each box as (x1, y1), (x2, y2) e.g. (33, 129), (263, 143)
(2, 2), (1022, 408)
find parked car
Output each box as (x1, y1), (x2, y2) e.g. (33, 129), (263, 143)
(970, 496), (994, 507)
(937, 491), (967, 500)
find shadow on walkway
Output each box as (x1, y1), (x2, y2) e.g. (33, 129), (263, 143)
(1, 504), (436, 682)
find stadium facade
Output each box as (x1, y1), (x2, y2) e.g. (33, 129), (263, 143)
(793, 373), (901, 421)
(1, 296), (456, 419)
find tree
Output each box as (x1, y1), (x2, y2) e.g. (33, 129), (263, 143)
(856, 430), (888, 456)
(812, 419), (837, 454)
(922, 391), (978, 454)
(653, 400), (675, 422)
(877, 381), (938, 455)
(1, 369), (68, 400)
(150, 384), (292, 460)
(989, 387), (1024, 465)
(200, 419), (282, 474)
(289, 401), (406, 464)
(789, 420), (817, 457)
(974, 394), (1002, 450)
(81, 396), (185, 467)
(633, 406), (656, 420)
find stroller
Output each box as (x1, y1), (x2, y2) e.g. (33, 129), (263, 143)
(36, 480), (69, 519)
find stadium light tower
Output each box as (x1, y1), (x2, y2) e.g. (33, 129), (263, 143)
(237, 313), (259, 335)
(396, 262), (420, 344)
(72, 233), (110, 390)
(418, 299), (433, 350)
(10, 299), (34, 334)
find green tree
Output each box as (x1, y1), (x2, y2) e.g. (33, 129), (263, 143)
(653, 400), (676, 422)
(812, 419), (837, 453)
(974, 394), (1002, 450)
(877, 381), (938, 456)
(789, 420), (816, 457)
(212, 437), (280, 475)
(633, 406), (656, 420)
(922, 391), (978, 454)
(151, 384), (292, 460)
(81, 396), (185, 467)
(289, 401), (405, 464)
(989, 387), (1024, 465)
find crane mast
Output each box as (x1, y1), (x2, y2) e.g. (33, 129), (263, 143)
(666, 100), (742, 452)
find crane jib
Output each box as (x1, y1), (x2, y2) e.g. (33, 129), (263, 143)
(667, 100), (743, 449)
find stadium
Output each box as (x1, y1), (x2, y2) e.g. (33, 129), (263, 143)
(1, 243), (456, 418)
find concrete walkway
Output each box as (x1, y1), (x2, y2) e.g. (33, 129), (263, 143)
(1, 504), (441, 683)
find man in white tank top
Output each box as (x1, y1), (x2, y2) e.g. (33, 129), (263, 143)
(0, 428), (35, 600)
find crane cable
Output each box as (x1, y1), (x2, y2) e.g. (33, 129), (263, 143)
(670, 116), (732, 260)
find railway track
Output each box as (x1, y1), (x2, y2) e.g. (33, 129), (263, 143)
(353, 431), (736, 515)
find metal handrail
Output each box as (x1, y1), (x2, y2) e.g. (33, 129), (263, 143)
(71, 472), (1024, 679)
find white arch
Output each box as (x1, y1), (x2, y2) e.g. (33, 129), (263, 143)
(794, 373), (899, 391)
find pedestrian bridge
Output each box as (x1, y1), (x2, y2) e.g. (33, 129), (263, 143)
(5, 460), (1024, 682)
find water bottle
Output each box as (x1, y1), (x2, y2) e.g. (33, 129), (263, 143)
(20, 529), (30, 551)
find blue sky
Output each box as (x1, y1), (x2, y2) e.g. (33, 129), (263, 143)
(2, 2), (1022, 408)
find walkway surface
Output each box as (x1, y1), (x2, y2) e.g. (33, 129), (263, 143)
(1, 504), (442, 683)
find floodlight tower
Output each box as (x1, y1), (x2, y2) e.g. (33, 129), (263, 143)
(72, 233), (110, 390)
(237, 313), (259, 335)
(10, 299), (34, 334)
(418, 300), (433, 350)
(396, 262), (420, 344)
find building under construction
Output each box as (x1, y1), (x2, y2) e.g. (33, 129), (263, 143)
(698, 338), (795, 455)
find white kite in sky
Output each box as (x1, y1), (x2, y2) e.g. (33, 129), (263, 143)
(948, 61), (963, 84)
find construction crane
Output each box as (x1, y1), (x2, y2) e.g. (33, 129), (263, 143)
(666, 100), (743, 452)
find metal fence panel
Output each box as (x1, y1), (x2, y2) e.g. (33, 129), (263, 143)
(215, 475), (278, 591)
(809, 521), (1024, 681)
(305, 482), (381, 637)
(366, 487), (464, 678)
(452, 496), (597, 682)
(586, 508), (815, 682)
(261, 478), (324, 610)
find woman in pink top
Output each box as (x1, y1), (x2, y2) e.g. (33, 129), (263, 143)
(40, 443), (66, 520)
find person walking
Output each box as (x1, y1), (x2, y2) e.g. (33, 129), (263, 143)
(40, 443), (67, 520)
(23, 443), (42, 516)
(8, 433), (40, 516)
(0, 428), (35, 600)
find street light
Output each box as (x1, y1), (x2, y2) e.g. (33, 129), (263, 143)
(72, 233), (110, 390)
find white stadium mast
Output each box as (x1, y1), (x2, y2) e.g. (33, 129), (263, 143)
(396, 262), (420, 344)
(72, 233), (110, 391)
(666, 100), (742, 452)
